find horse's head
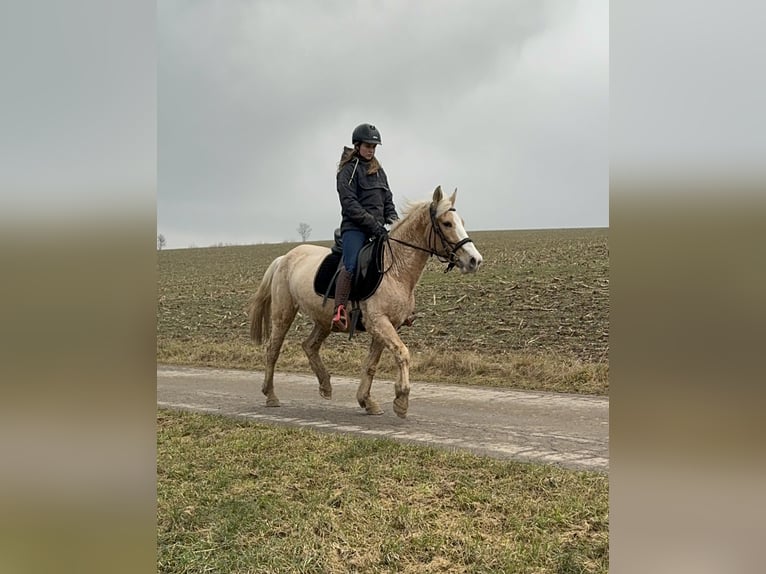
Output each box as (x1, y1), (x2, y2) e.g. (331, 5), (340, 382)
(429, 186), (483, 273)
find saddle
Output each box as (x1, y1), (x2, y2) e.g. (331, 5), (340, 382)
(313, 230), (387, 334)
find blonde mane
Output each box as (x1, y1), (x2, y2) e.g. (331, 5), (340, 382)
(390, 197), (452, 232)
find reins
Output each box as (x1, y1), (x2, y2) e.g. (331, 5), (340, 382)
(384, 206), (474, 273)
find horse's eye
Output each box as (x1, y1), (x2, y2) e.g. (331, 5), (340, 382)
(442, 221), (453, 228)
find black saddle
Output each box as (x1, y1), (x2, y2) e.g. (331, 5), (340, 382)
(313, 230), (387, 333)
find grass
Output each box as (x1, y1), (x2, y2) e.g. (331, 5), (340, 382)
(157, 228), (609, 395)
(158, 409), (609, 574)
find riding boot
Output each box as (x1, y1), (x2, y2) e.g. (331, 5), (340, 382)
(332, 267), (353, 331)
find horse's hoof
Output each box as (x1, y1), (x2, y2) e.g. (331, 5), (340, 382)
(265, 398), (281, 407)
(394, 393), (410, 418)
(365, 403), (384, 416)
(319, 387), (332, 400)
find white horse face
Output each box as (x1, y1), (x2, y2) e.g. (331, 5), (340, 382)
(432, 187), (483, 273)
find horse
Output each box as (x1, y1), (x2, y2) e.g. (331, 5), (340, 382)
(247, 185), (483, 418)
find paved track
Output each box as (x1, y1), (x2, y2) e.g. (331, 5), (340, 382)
(158, 365), (608, 472)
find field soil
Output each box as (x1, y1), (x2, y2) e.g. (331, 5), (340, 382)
(157, 228), (609, 395)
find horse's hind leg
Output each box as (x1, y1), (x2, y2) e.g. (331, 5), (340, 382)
(301, 322), (332, 399)
(357, 338), (385, 415)
(262, 300), (298, 407)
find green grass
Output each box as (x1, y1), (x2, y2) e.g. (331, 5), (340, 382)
(157, 228), (609, 395)
(158, 409), (609, 573)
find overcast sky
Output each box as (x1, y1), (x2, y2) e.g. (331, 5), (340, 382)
(158, 0), (608, 249)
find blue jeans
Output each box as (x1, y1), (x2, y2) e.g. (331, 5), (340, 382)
(341, 229), (367, 275)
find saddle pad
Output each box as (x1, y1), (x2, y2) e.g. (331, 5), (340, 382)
(313, 236), (386, 303)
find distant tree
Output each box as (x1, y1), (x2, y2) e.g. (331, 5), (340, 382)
(297, 222), (312, 242)
(157, 233), (166, 250)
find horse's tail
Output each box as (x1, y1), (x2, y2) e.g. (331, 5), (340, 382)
(248, 256), (282, 345)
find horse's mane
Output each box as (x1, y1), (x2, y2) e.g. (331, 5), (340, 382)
(390, 196), (452, 232)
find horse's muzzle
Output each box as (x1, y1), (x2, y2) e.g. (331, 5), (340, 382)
(458, 250), (482, 273)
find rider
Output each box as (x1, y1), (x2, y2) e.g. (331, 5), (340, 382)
(332, 123), (399, 331)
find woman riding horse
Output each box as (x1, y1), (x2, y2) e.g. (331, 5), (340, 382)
(333, 123), (399, 331)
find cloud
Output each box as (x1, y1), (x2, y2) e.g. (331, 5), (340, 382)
(158, 0), (607, 247)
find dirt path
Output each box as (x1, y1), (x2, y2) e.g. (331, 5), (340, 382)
(158, 365), (608, 472)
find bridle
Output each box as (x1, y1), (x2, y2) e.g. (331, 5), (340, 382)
(387, 206), (475, 273)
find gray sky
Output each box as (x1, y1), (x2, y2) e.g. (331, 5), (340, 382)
(158, 0), (608, 249)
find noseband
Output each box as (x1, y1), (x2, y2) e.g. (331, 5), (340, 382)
(428, 206), (475, 272)
(387, 206), (474, 273)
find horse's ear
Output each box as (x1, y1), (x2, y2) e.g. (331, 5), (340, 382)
(432, 186), (443, 203)
(449, 188), (457, 206)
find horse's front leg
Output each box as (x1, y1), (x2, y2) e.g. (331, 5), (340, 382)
(357, 338), (385, 415)
(368, 317), (411, 418)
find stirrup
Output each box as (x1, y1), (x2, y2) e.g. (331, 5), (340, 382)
(332, 304), (348, 332)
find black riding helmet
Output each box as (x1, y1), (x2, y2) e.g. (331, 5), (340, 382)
(352, 123), (382, 146)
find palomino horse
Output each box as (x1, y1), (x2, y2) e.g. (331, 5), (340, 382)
(248, 186), (482, 418)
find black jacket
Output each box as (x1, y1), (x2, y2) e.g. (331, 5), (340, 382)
(337, 152), (398, 235)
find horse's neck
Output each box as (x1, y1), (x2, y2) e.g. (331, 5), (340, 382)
(385, 209), (432, 291)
